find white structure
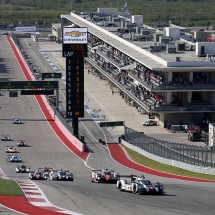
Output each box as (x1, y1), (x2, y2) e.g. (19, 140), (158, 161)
(131, 15), (143, 26)
(164, 27), (180, 39)
(97, 8), (118, 16)
(209, 123), (215, 147)
(196, 42), (215, 57)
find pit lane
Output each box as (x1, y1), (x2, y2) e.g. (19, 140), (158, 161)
(0, 33), (215, 215)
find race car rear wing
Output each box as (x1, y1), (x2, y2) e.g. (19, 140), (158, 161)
(91, 169), (102, 172)
(38, 167), (52, 170)
(118, 174), (138, 182)
(51, 170), (69, 172)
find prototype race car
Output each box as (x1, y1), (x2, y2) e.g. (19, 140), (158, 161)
(16, 165), (30, 173)
(1, 135), (11, 141)
(5, 146), (17, 153)
(6, 155), (22, 162)
(38, 167), (52, 178)
(13, 118), (21, 124)
(142, 120), (157, 126)
(29, 170), (48, 180)
(116, 175), (164, 195)
(16, 140), (27, 147)
(91, 168), (120, 183)
(49, 169), (74, 181)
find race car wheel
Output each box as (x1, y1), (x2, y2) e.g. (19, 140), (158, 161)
(133, 185), (137, 194)
(118, 182), (123, 191)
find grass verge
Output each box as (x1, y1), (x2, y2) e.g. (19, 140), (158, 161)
(122, 145), (215, 180)
(0, 180), (24, 196)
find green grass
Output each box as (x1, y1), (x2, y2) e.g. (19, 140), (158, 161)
(0, 180), (24, 196)
(122, 145), (215, 180)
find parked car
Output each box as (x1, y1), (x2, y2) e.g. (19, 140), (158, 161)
(142, 120), (157, 126)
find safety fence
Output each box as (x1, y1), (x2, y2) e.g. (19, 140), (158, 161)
(124, 126), (214, 167)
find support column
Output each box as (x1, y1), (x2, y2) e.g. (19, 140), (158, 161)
(189, 71), (193, 82)
(72, 117), (79, 139)
(166, 92), (172, 104)
(168, 72), (172, 83)
(56, 88), (59, 111)
(187, 91), (192, 103)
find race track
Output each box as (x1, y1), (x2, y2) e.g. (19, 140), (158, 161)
(0, 34), (215, 215)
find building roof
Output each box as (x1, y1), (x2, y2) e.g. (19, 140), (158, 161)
(61, 13), (215, 71)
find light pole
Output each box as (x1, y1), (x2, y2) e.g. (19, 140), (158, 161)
(197, 9), (202, 21)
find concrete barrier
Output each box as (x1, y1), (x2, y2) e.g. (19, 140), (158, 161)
(9, 36), (85, 152)
(122, 139), (215, 175)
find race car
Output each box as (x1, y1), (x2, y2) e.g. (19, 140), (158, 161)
(5, 146), (17, 153)
(49, 169), (74, 181)
(16, 140), (27, 147)
(91, 168), (120, 183)
(29, 170), (48, 180)
(116, 174), (164, 195)
(142, 120), (157, 126)
(1, 135), (11, 141)
(38, 167), (52, 178)
(13, 118), (21, 124)
(6, 155), (22, 162)
(16, 165), (30, 173)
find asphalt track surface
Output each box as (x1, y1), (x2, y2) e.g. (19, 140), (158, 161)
(0, 34), (215, 215)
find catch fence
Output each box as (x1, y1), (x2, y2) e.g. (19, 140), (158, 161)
(124, 126), (214, 167)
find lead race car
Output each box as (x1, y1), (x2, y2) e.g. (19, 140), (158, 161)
(49, 169), (74, 181)
(6, 155), (22, 162)
(116, 174), (164, 195)
(91, 168), (120, 183)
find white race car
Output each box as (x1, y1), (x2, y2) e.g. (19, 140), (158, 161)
(16, 165), (30, 173)
(49, 169), (74, 181)
(91, 168), (120, 183)
(116, 175), (164, 195)
(5, 146), (17, 153)
(1, 135), (11, 141)
(13, 118), (21, 124)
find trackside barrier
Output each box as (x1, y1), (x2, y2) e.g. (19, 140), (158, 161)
(122, 139), (215, 175)
(9, 35), (85, 152)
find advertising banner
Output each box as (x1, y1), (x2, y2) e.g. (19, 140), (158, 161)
(15, 26), (36, 32)
(63, 27), (87, 44)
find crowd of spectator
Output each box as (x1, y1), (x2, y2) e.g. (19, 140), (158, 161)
(193, 72), (210, 84)
(87, 38), (213, 110)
